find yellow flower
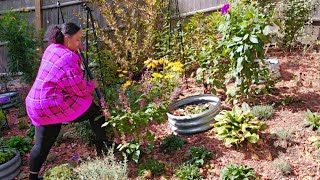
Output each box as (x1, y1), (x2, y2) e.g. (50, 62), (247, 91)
(144, 59), (152, 65)
(147, 63), (156, 69)
(122, 70), (128, 74)
(116, 69), (122, 72)
(121, 81), (132, 89)
(164, 74), (174, 79)
(152, 72), (163, 78)
(118, 74), (124, 78)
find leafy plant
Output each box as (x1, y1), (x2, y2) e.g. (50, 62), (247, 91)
(272, 159), (291, 175)
(277, 0), (319, 49)
(160, 134), (186, 153)
(219, 163), (256, 180)
(77, 149), (128, 180)
(18, 117), (28, 130)
(304, 109), (320, 130)
(0, 108), (6, 128)
(280, 95), (294, 106)
(174, 163), (202, 180)
(0, 147), (16, 165)
(0, 11), (39, 84)
(44, 163), (78, 180)
(273, 129), (293, 141)
(212, 103), (267, 147)
(117, 141), (141, 163)
(186, 145), (212, 167)
(308, 136), (320, 149)
(138, 159), (165, 177)
(4, 135), (32, 155)
(72, 121), (95, 145)
(26, 125), (36, 139)
(251, 105), (273, 120)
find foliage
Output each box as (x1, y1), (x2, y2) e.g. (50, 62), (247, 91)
(0, 11), (39, 84)
(280, 95), (295, 106)
(72, 121), (95, 145)
(77, 149), (128, 180)
(211, 103), (267, 147)
(44, 163), (78, 180)
(138, 159), (165, 177)
(304, 109), (320, 130)
(117, 141), (141, 163)
(174, 163), (202, 180)
(272, 159), (291, 175)
(90, 0), (162, 73)
(277, 0), (319, 48)
(0, 147), (16, 165)
(4, 135), (32, 155)
(0, 108), (6, 127)
(273, 129), (293, 141)
(186, 145), (212, 167)
(160, 134), (186, 153)
(219, 163), (256, 180)
(26, 125), (35, 139)
(18, 117), (28, 130)
(308, 136), (320, 149)
(251, 105), (273, 120)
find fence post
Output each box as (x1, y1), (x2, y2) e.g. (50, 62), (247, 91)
(35, 0), (43, 54)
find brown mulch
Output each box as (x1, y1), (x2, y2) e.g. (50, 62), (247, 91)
(1, 47), (320, 179)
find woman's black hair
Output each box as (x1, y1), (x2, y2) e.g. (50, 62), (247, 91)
(46, 22), (81, 44)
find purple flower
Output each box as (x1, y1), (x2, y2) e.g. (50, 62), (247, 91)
(221, 4), (230, 15)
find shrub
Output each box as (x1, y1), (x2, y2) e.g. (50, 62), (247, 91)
(220, 163), (256, 180)
(212, 103), (267, 147)
(0, 147), (16, 165)
(4, 135), (32, 155)
(77, 149), (128, 180)
(44, 163), (78, 180)
(160, 134), (186, 152)
(186, 145), (212, 167)
(26, 125), (35, 139)
(174, 163), (202, 180)
(0, 11), (39, 84)
(304, 109), (320, 130)
(138, 159), (165, 177)
(251, 105), (273, 120)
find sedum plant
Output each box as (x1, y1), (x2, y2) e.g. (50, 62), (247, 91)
(44, 163), (78, 180)
(304, 109), (320, 130)
(251, 105), (273, 120)
(219, 163), (256, 180)
(211, 103), (267, 147)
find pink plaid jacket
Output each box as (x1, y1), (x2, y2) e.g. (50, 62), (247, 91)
(26, 43), (95, 126)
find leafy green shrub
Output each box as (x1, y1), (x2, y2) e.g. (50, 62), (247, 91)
(219, 164), (256, 180)
(26, 125), (35, 139)
(212, 103), (267, 147)
(186, 145), (212, 167)
(0, 147), (16, 165)
(174, 163), (202, 180)
(4, 135), (32, 155)
(160, 134), (186, 152)
(138, 159), (165, 177)
(272, 159), (291, 175)
(278, 0), (319, 48)
(251, 105), (273, 120)
(44, 163), (78, 180)
(77, 149), (128, 180)
(304, 109), (320, 130)
(0, 11), (39, 84)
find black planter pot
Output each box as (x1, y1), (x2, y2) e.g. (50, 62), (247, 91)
(167, 94), (221, 136)
(0, 150), (21, 180)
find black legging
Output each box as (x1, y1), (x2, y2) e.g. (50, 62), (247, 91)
(29, 102), (106, 172)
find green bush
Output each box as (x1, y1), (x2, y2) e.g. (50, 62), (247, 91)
(26, 125), (35, 139)
(44, 163), (78, 180)
(251, 105), (273, 120)
(174, 163), (202, 180)
(186, 145), (212, 167)
(0, 147), (16, 165)
(219, 164), (256, 180)
(138, 159), (165, 177)
(77, 149), (128, 180)
(304, 109), (320, 130)
(212, 103), (267, 147)
(0, 11), (39, 84)
(160, 134), (186, 152)
(4, 135), (32, 155)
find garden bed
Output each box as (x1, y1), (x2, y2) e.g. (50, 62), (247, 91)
(2, 48), (320, 179)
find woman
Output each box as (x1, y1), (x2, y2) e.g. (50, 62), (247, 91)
(26, 22), (107, 180)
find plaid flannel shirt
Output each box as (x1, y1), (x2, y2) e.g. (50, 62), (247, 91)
(26, 43), (95, 126)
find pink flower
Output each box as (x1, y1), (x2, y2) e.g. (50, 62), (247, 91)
(221, 4), (230, 15)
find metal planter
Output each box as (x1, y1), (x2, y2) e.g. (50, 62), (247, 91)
(167, 94), (221, 136)
(0, 149), (21, 180)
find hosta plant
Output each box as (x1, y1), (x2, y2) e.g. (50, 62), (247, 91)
(211, 103), (267, 147)
(186, 145), (212, 167)
(304, 109), (320, 130)
(220, 164), (256, 180)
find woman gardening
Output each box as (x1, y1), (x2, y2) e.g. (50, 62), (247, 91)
(26, 22), (108, 180)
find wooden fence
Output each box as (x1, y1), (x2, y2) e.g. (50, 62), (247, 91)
(0, 0), (319, 73)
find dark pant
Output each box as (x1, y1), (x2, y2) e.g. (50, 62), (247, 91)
(29, 102), (106, 172)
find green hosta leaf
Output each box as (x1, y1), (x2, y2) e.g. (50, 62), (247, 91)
(249, 35), (259, 44)
(263, 26), (271, 35)
(233, 36), (243, 42)
(246, 133), (259, 143)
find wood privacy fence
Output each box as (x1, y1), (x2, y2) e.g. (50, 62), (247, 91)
(0, 0), (319, 73)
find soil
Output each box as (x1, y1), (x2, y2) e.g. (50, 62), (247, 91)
(1, 47), (320, 179)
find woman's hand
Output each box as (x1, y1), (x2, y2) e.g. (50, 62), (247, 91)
(91, 79), (99, 88)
